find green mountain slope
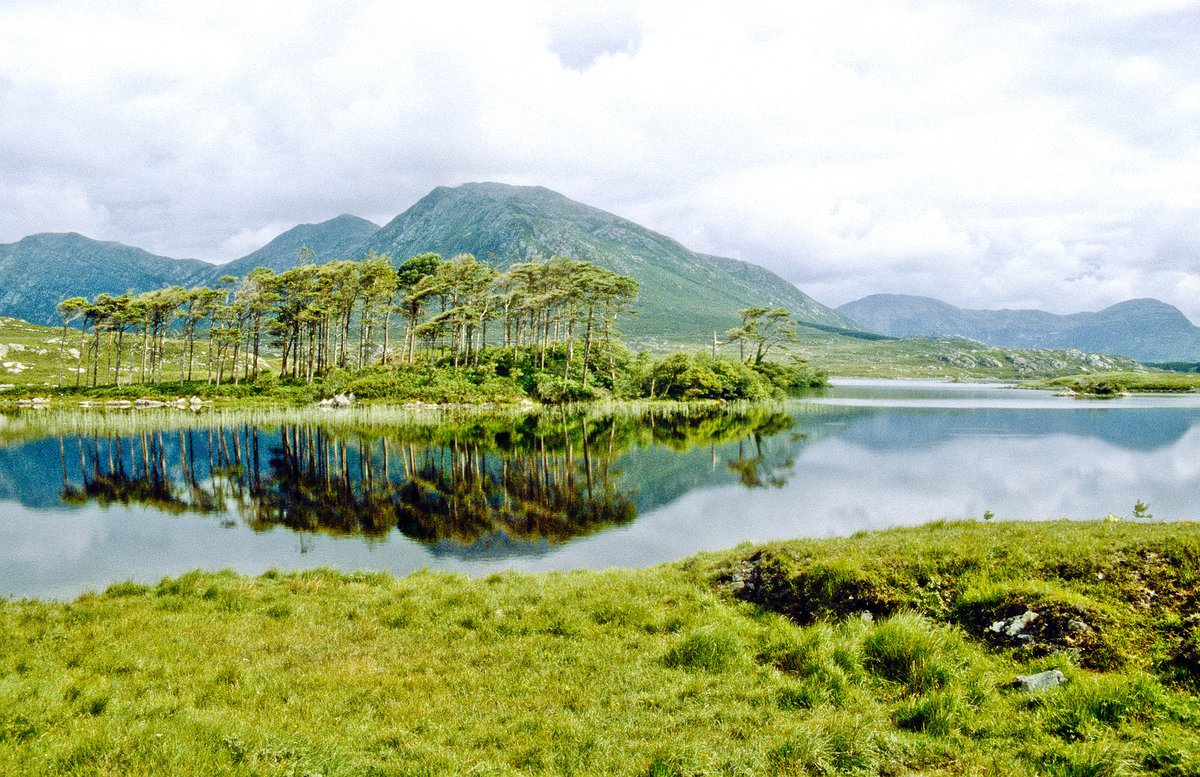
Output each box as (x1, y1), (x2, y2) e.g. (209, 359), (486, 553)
(838, 294), (1200, 363)
(355, 182), (864, 343)
(211, 214), (379, 281)
(0, 233), (214, 326)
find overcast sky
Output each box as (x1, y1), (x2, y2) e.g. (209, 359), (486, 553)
(2, 0), (1199, 319)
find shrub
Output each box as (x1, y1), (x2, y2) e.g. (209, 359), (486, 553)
(644, 352), (775, 400)
(1071, 378), (1128, 397)
(533, 374), (597, 404)
(751, 359), (828, 391)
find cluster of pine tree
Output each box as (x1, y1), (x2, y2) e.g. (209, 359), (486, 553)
(52, 250), (823, 401)
(53, 252), (637, 390)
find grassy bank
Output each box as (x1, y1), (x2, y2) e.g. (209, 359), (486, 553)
(1033, 372), (1200, 396)
(1, 521), (1199, 776)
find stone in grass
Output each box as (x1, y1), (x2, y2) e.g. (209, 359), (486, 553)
(991, 609), (1038, 638)
(1011, 669), (1066, 692)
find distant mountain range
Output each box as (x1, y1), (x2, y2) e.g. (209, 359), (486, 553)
(3, 183), (1196, 360)
(0, 183), (862, 343)
(837, 294), (1200, 363)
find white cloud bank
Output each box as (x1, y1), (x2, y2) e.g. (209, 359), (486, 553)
(1, 0), (1199, 319)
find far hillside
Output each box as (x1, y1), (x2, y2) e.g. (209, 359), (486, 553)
(838, 294), (1200, 363)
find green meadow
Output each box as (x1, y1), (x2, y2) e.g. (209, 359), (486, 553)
(1, 520), (1197, 776)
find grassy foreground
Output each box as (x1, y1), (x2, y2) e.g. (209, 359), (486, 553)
(2, 521), (1199, 776)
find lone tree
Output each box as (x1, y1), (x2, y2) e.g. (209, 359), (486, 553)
(725, 306), (798, 365)
(54, 297), (88, 387)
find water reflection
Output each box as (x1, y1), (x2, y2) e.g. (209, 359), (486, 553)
(49, 406), (799, 550)
(5, 382), (1200, 599)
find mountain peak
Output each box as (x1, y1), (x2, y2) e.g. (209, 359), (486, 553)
(214, 214), (380, 279)
(357, 183), (863, 340)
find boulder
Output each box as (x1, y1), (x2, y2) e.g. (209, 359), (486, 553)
(1011, 669), (1066, 692)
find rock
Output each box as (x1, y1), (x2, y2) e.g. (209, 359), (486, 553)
(1012, 669), (1066, 692)
(990, 609), (1039, 637)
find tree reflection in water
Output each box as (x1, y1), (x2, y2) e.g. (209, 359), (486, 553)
(57, 406), (798, 547)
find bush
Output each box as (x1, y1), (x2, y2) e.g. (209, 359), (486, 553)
(1071, 378), (1128, 397)
(751, 359), (828, 391)
(533, 374), (598, 404)
(644, 352), (775, 400)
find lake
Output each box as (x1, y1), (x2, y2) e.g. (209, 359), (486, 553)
(3, 379), (1200, 599)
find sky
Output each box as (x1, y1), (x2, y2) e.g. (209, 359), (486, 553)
(2, 0), (1199, 320)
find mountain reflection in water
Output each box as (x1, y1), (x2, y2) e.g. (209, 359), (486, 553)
(53, 407), (799, 551)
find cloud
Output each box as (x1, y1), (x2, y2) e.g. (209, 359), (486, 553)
(545, 2), (642, 71)
(0, 0), (1198, 321)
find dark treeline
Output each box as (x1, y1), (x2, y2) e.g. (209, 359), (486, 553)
(56, 407), (798, 546)
(53, 251), (638, 391)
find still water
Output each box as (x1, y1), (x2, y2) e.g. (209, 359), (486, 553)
(3, 379), (1199, 599)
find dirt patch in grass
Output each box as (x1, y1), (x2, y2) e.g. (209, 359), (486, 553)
(953, 591), (1120, 669)
(720, 548), (898, 625)
(1166, 615), (1200, 689)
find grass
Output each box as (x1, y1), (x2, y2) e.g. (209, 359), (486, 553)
(0, 397), (779, 447)
(1, 521), (1198, 775)
(1032, 372), (1200, 395)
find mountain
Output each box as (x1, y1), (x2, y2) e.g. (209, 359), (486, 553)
(0, 233), (213, 326)
(210, 214), (379, 281)
(353, 182), (864, 342)
(0, 185), (863, 343)
(837, 294), (1200, 362)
